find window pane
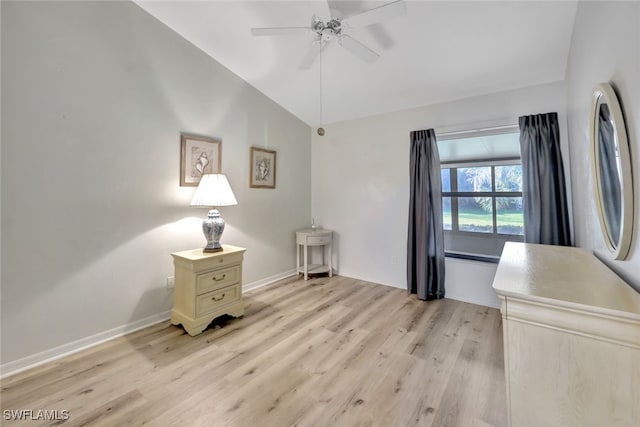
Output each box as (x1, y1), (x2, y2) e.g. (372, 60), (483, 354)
(441, 168), (451, 192)
(442, 197), (452, 230)
(457, 167), (492, 192)
(497, 197), (524, 235)
(458, 197), (493, 233)
(495, 165), (522, 192)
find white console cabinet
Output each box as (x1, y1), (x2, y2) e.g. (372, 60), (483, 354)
(493, 242), (640, 427)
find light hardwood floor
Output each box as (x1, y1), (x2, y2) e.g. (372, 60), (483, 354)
(1, 275), (506, 427)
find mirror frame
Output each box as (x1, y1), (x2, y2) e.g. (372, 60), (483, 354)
(589, 82), (634, 260)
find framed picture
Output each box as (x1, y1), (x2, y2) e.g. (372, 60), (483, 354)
(180, 134), (221, 186)
(250, 147), (276, 189)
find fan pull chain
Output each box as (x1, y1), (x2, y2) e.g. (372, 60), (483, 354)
(318, 40), (325, 136)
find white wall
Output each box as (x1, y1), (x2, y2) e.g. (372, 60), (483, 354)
(312, 82), (569, 308)
(1, 1), (311, 370)
(565, 1), (640, 291)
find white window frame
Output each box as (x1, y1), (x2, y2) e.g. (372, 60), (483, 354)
(437, 126), (524, 261)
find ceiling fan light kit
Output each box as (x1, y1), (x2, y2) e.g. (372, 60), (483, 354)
(250, 0), (406, 69)
(313, 18), (342, 41)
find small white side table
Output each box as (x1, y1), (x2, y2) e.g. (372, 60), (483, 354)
(296, 229), (333, 280)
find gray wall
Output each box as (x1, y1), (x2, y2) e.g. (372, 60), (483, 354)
(311, 81), (569, 309)
(1, 1), (311, 365)
(565, 1), (640, 291)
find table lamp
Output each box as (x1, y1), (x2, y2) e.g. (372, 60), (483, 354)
(190, 174), (238, 252)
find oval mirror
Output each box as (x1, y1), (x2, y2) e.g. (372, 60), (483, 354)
(589, 83), (634, 260)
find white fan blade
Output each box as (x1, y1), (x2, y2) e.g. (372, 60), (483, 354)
(251, 27), (310, 36)
(299, 39), (326, 69)
(327, 1), (344, 19)
(338, 35), (379, 63)
(342, 0), (406, 28)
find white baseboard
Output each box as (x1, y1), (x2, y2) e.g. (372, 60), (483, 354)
(244, 269), (297, 291)
(1, 270), (297, 380)
(0, 310), (171, 380)
(358, 280), (500, 309)
(445, 293), (501, 309)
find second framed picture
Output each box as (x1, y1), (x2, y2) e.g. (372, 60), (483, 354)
(250, 147), (276, 189)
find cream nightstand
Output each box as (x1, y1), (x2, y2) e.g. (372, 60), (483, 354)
(296, 229), (333, 280)
(170, 245), (246, 336)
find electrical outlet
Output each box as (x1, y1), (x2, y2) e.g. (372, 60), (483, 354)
(391, 256), (400, 265)
(166, 276), (175, 290)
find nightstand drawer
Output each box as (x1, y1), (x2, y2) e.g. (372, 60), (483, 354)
(196, 284), (241, 317)
(307, 235), (331, 245)
(196, 265), (240, 295)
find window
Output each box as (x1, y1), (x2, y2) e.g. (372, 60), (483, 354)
(437, 129), (524, 260)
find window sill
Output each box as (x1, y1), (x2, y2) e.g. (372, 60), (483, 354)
(445, 251), (500, 264)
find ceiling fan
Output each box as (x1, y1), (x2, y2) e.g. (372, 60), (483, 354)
(250, 0), (406, 69)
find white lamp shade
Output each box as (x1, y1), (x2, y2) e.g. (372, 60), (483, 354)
(190, 174), (238, 207)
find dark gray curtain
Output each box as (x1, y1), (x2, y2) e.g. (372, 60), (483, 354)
(519, 112), (571, 246)
(407, 129), (445, 300)
(597, 104), (622, 242)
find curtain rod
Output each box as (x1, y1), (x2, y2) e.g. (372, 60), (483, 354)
(436, 123), (518, 138)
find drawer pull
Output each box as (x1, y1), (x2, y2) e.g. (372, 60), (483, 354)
(211, 293), (225, 302)
(212, 274), (226, 282)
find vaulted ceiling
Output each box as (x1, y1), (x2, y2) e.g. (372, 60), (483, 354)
(135, 1), (578, 126)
